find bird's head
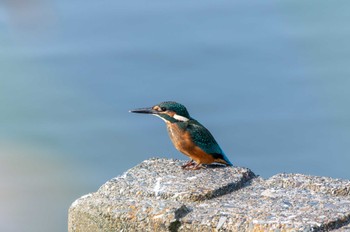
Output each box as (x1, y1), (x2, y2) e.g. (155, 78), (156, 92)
(130, 101), (191, 123)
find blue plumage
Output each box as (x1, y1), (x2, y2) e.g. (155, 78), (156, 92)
(130, 101), (233, 169)
(187, 120), (232, 166)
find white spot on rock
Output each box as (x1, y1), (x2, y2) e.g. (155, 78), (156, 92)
(261, 189), (281, 198)
(186, 176), (197, 180)
(216, 216), (227, 230)
(154, 177), (163, 196)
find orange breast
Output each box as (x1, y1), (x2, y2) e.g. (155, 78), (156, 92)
(166, 123), (216, 164)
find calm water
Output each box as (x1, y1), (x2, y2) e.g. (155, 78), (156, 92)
(1, 0), (350, 231)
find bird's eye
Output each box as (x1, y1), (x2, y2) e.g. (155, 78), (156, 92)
(161, 107), (167, 111)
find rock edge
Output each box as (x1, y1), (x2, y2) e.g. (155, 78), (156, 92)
(69, 158), (350, 231)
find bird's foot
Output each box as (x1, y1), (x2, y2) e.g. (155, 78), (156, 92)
(186, 163), (203, 170)
(182, 162), (204, 170)
(181, 160), (195, 169)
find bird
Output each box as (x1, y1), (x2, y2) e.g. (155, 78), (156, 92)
(130, 101), (232, 170)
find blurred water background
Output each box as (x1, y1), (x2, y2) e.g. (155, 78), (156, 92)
(1, 0), (350, 231)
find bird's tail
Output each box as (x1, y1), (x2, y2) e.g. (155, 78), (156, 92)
(216, 152), (233, 166)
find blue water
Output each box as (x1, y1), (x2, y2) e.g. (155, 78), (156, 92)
(1, 0), (350, 231)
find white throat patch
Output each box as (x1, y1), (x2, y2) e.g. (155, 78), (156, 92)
(173, 114), (189, 122)
(153, 114), (167, 122)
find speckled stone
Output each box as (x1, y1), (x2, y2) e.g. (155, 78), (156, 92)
(99, 158), (255, 202)
(68, 158), (350, 232)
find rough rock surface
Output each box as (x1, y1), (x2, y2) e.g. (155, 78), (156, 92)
(68, 158), (350, 231)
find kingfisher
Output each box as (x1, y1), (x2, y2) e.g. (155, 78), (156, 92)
(130, 101), (233, 170)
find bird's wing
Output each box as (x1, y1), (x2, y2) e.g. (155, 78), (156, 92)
(187, 120), (233, 165)
(187, 120), (223, 155)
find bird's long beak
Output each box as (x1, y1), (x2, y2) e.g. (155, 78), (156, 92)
(129, 107), (158, 114)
